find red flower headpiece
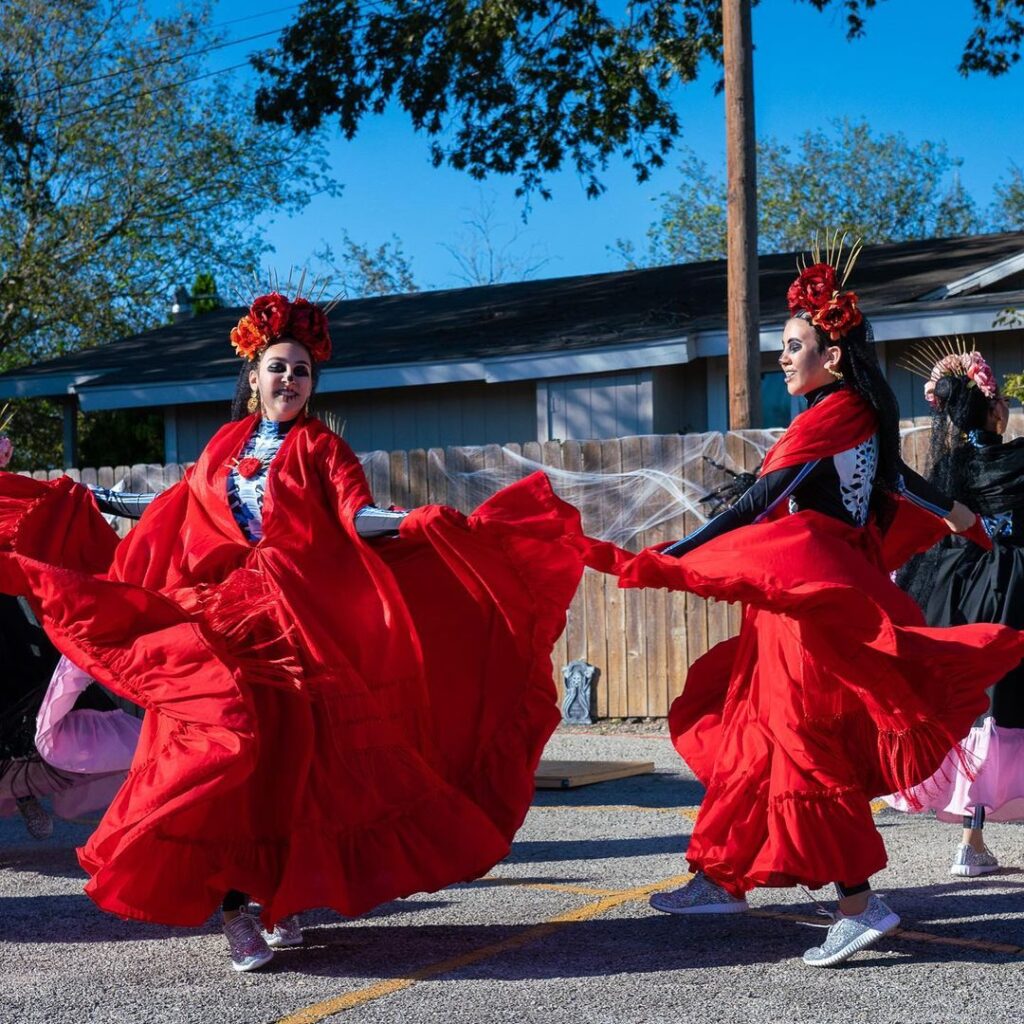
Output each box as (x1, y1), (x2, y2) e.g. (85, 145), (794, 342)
(230, 291), (332, 363)
(786, 231), (864, 341)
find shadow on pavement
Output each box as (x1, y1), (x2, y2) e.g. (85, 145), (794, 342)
(0, 894), (457, 944)
(505, 834), (688, 864)
(258, 909), (1022, 981)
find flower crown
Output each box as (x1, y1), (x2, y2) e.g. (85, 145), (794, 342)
(900, 337), (999, 409)
(786, 230), (864, 341)
(230, 271), (337, 363)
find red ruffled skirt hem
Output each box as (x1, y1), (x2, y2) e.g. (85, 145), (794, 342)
(0, 472), (583, 926)
(610, 511), (1024, 895)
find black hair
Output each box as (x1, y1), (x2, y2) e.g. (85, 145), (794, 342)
(795, 311), (901, 508)
(895, 375), (994, 601)
(230, 340), (321, 420)
(920, 374), (992, 504)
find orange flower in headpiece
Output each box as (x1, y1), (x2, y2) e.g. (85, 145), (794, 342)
(810, 290), (863, 342)
(230, 315), (266, 361)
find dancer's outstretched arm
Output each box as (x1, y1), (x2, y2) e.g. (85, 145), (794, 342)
(354, 505), (408, 537)
(87, 486), (157, 520)
(897, 461), (976, 533)
(663, 461), (817, 558)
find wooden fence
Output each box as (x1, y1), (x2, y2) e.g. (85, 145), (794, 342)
(27, 424), (940, 719)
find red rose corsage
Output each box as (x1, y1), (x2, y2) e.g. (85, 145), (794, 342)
(234, 457), (264, 479)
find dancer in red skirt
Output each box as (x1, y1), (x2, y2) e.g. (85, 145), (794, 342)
(0, 288), (587, 972)
(610, 238), (1024, 966)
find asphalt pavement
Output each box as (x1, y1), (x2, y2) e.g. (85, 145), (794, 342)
(2, 729), (1022, 1024)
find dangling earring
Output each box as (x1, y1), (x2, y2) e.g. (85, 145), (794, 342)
(826, 365), (844, 381)
(247, 388), (259, 414)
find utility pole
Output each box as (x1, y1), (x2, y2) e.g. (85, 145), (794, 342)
(723, 0), (761, 429)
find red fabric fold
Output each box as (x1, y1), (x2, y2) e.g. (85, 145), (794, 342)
(584, 391), (1024, 896)
(0, 419), (585, 927)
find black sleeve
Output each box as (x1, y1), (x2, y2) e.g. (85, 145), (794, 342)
(662, 461), (818, 558)
(87, 486), (156, 520)
(897, 460), (953, 517)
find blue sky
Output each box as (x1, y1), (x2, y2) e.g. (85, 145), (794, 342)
(152, 0), (1023, 290)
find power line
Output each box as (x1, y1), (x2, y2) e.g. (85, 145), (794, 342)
(18, 0), (408, 132)
(210, 2), (303, 29)
(34, 60), (255, 131)
(14, 0), (403, 104)
(5, 2), (302, 84)
(20, 27), (284, 102)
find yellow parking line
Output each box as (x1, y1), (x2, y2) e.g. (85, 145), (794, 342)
(531, 804), (691, 815)
(532, 801), (888, 819)
(748, 909), (1024, 956)
(273, 874), (691, 1024)
(477, 877), (619, 897)
(531, 804), (698, 822)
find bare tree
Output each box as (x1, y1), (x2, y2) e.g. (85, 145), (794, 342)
(441, 192), (551, 287)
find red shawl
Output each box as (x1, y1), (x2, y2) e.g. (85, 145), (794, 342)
(0, 415), (586, 926)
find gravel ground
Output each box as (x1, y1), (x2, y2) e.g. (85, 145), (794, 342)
(2, 729), (1022, 1024)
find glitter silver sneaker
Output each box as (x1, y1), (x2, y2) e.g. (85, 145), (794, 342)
(17, 796), (53, 841)
(224, 914), (274, 972)
(263, 914), (303, 948)
(649, 872), (749, 915)
(950, 843), (999, 877)
(802, 894), (900, 967)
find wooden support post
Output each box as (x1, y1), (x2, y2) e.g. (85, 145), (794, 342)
(723, 0), (762, 429)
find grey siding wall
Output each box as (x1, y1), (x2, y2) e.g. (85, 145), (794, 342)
(651, 362), (709, 434)
(540, 369), (654, 441)
(165, 380), (537, 461)
(317, 381), (536, 451)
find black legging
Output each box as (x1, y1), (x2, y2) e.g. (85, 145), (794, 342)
(222, 890), (247, 913)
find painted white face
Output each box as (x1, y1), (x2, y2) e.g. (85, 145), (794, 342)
(778, 317), (842, 396)
(249, 340), (313, 422)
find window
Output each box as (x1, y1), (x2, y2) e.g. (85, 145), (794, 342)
(761, 371), (792, 428)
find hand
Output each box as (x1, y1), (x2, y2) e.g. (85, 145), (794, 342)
(943, 501), (977, 534)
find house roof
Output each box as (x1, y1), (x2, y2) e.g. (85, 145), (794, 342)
(3, 232), (1023, 409)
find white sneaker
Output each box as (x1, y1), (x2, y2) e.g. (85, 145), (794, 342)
(223, 914), (274, 972)
(649, 872), (749, 915)
(802, 894), (900, 967)
(263, 914), (303, 948)
(950, 843), (999, 877)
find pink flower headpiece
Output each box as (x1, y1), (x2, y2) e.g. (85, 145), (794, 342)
(901, 339), (999, 410)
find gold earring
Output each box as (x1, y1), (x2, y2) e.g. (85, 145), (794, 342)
(826, 365), (844, 381)
(247, 388), (259, 414)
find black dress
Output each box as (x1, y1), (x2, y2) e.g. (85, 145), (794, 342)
(888, 431), (1024, 822)
(904, 432), (1024, 729)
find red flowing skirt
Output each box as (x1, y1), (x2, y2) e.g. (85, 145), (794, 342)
(616, 511), (1024, 896)
(0, 472), (584, 927)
